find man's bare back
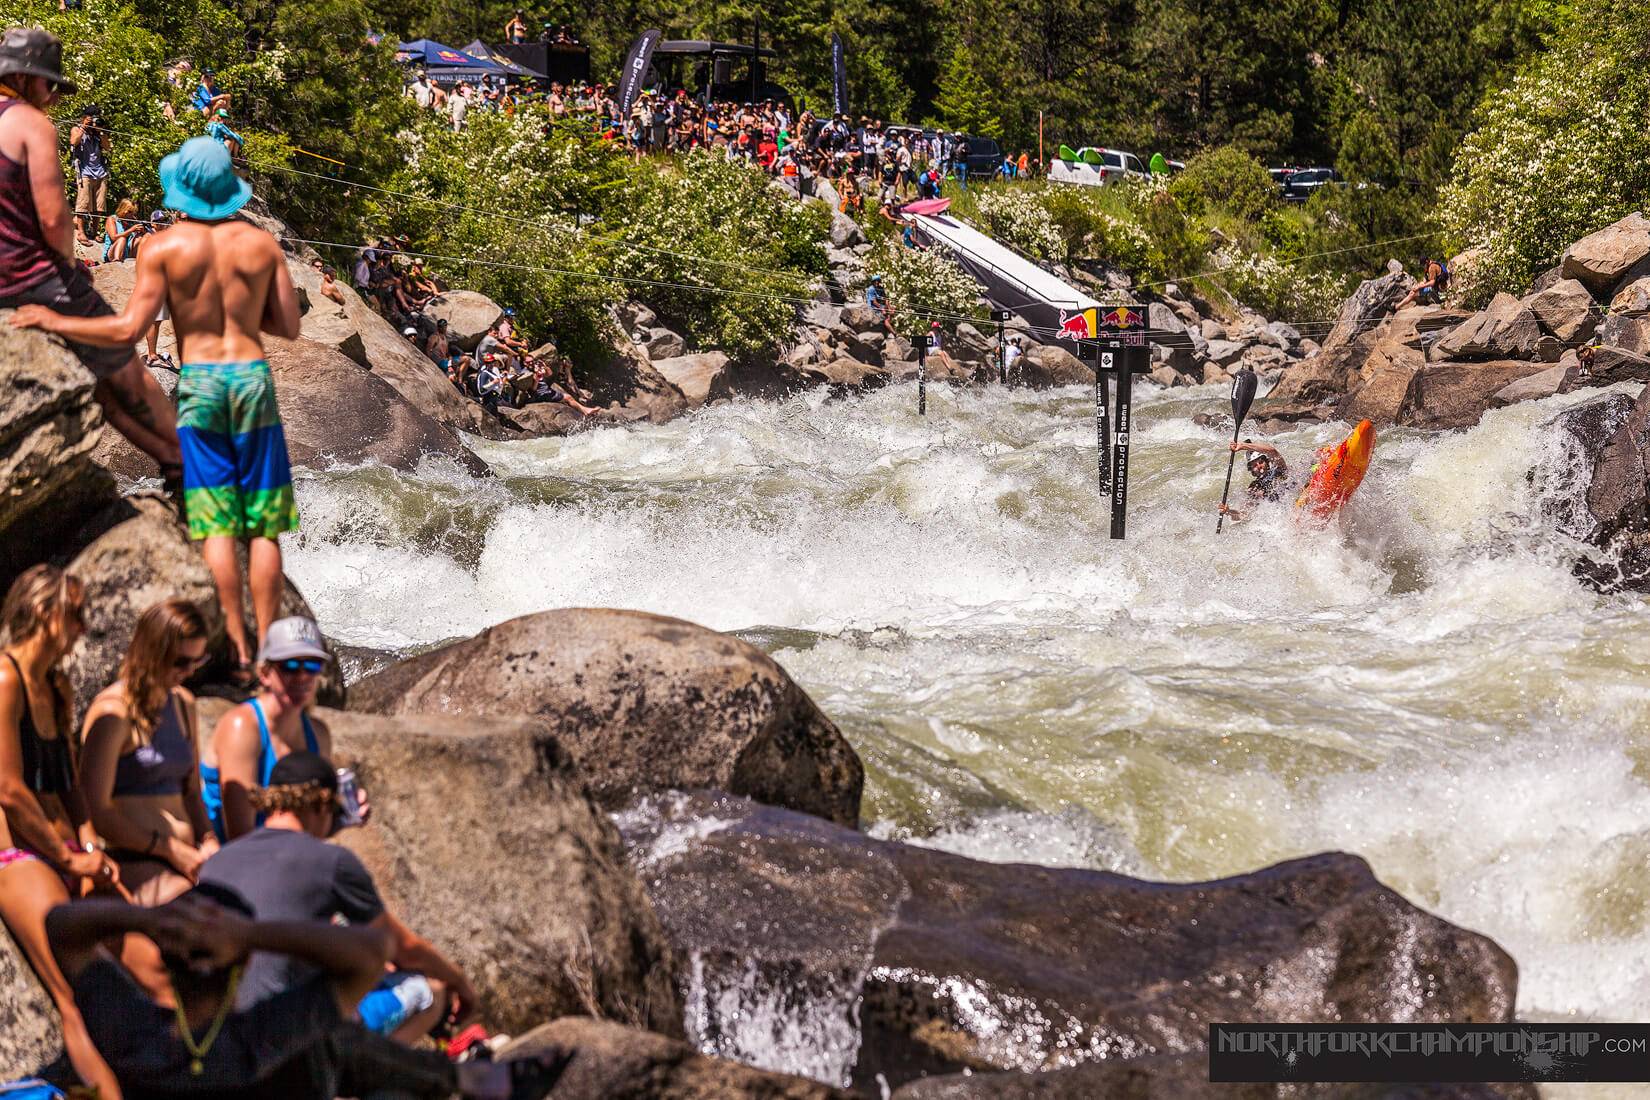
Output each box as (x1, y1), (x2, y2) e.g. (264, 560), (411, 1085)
(129, 218), (300, 361)
(10, 215), (300, 355)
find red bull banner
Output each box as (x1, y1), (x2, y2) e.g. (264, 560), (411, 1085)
(1098, 305), (1145, 331)
(1056, 307), (1098, 341)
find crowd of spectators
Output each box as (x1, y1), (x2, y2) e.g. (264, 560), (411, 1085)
(343, 236), (596, 421)
(402, 69), (1037, 209)
(0, 28), (575, 1090)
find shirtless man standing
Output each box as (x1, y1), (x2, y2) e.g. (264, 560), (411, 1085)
(14, 136), (301, 676)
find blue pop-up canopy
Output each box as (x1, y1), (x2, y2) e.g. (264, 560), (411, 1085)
(394, 39), (508, 82)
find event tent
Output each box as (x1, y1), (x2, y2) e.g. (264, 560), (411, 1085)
(395, 39), (507, 83)
(461, 40), (545, 79)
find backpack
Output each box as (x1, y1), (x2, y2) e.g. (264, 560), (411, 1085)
(1433, 260), (1451, 289)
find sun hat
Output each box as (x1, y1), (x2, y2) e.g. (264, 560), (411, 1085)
(157, 136), (251, 221)
(0, 28), (78, 95)
(256, 616), (330, 664)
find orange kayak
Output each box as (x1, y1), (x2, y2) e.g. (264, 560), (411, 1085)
(1295, 419), (1376, 521)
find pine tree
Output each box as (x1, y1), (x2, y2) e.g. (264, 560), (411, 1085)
(932, 42), (1004, 139)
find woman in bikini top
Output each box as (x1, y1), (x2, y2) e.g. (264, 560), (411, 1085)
(79, 598), (219, 908)
(0, 565), (120, 1096)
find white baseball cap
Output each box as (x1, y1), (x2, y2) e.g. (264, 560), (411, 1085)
(257, 617), (330, 663)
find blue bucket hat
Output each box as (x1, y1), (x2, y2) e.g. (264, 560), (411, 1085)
(158, 136), (251, 221)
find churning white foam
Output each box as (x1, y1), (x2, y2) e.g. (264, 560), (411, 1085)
(287, 378), (1650, 1041)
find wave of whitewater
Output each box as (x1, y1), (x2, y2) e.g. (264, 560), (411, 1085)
(286, 379), (1650, 1089)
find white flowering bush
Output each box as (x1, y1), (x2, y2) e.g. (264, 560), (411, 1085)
(1210, 248), (1351, 321)
(861, 237), (984, 329)
(1442, 0), (1650, 298)
(975, 189), (1067, 262)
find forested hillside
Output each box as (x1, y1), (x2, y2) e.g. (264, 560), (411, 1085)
(376, 0), (1551, 181)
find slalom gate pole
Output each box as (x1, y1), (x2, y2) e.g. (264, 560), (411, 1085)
(917, 327), (928, 417)
(1109, 357), (1135, 540)
(1094, 345), (1111, 495)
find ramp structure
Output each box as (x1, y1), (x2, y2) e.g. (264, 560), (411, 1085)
(908, 212), (1101, 340)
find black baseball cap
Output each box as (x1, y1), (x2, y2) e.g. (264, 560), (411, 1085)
(268, 750), (338, 793)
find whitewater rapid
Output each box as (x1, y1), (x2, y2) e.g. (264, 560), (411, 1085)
(285, 379), (1650, 1056)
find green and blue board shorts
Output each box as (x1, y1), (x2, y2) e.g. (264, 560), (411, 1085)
(176, 360), (300, 541)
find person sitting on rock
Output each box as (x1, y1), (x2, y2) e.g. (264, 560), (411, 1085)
(529, 361), (598, 417)
(79, 598), (221, 1000)
(865, 274), (893, 331)
(199, 617), (333, 842)
(424, 317), (454, 367)
(496, 308), (530, 357)
(1398, 257), (1450, 309)
(200, 750), (481, 1045)
(47, 885), (566, 1099)
(318, 263), (346, 307)
(1218, 440), (1291, 523)
(475, 353), (507, 415)
(0, 564), (121, 1097)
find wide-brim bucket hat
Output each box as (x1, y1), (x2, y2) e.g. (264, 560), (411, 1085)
(0, 28), (78, 96)
(158, 136), (251, 221)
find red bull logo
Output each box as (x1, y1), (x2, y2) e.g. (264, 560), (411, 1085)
(1056, 308), (1097, 341)
(1099, 306), (1144, 330)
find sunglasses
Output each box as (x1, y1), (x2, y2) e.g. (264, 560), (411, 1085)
(276, 658), (326, 675)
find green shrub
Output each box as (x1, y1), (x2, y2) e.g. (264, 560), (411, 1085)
(1441, 0), (1650, 297)
(862, 237), (984, 331)
(1170, 145), (1278, 223)
(975, 188), (1065, 261)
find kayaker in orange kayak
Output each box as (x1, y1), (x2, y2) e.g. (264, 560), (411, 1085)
(1217, 441), (1291, 523)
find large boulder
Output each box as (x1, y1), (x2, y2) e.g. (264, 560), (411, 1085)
(1490, 363), (1574, 408)
(1535, 392), (1638, 543)
(840, 303), (885, 334)
(285, 258), (503, 439)
(1434, 293), (1543, 360)
(644, 328), (688, 361)
(61, 496), (345, 714)
(498, 402), (590, 437)
(1559, 382), (1650, 589)
(829, 211), (866, 249)
(620, 794), (1518, 1094)
(1587, 345), (1650, 386)
(642, 352), (731, 408)
(191, 703), (684, 1039)
(1609, 275), (1650, 317)
(585, 334), (691, 424)
(0, 320), (113, 583)
(893, 1057), (1536, 1099)
(1396, 361), (1551, 430)
(0, 930), (61, 1083)
(502, 1018), (851, 1099)
(265, 337), (490, 475)
(424, 289), (505, 352)
(1561, 212), (1650, 297)
(1596, 314), (1650, 356)
(1264, 272), (1408, 413)
(297, 304), (369, 364)
(804, 357), (889, 391)
(1018, 344), (1094, 388)
(351, 608), (863, 827)
(1524, 277), (1598, 344)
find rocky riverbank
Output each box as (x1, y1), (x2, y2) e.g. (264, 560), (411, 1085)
(11, 207), (1650, 1096)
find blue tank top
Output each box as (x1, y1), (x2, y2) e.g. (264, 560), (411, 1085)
(199, 697), (317, 841)
(112, 692), (194, 797)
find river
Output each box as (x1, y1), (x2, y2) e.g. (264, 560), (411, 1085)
(284, 378), (1650, 1094)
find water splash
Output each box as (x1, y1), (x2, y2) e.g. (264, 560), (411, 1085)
(287, 378), (1650, 1046)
